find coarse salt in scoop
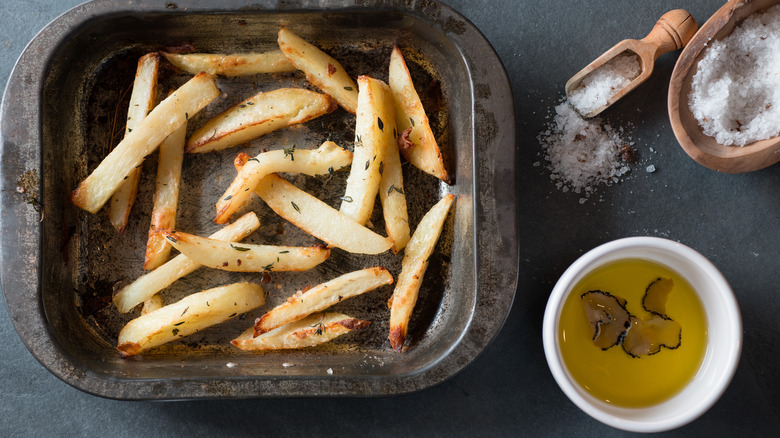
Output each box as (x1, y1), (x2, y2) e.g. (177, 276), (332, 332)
(566, 9), (698, 118)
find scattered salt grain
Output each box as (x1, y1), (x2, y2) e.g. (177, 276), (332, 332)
(569, 53), (642, 115)
(282, 362), (295, 368)
(226, 362), (237, 368)
(645, 164), (656, 173)
(326, 368), (333, 375)
(538, 101), (633, 196)
(689, 5), (780, 146)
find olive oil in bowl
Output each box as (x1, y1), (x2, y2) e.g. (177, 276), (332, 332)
(558, 258), (707, 408)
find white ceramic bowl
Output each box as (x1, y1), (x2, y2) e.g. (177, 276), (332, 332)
(542, 237), (742, 433)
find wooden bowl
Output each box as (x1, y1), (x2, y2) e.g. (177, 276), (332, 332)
(669, 0), (780, 173)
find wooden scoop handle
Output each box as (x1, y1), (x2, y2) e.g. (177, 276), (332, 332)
(641, 9), (698, 60)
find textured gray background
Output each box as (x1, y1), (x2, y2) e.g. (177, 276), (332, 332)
(1, 0), (778, 436)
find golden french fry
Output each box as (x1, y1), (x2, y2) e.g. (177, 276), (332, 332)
(117, 282), (265, 357)
(141, 295), (163, 315)
(339, 76), (393, 225)
(254, 173), (393, 255)
(113, 212), (260, 313)
(277, 27), (358, 113)
(108, 53), (160, 232)
(186, 88), (336, 153)
(144, 120), (186, 270)
(163, 51), (296, 76)
(162, 230), (330, 273)
(231, 312), (370, 351)
(253, 267), (393, 336)
(389, 194), (454, 352)
(215, 141), (352, 224)
(389, 46), (451, 184)
(71, 72), (219, 213)
(376, 82), (410, 253)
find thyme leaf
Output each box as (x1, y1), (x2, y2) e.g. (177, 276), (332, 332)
(284, 145), (296, 161)
(230, 244), (251, 252)
(387, 184), (405, 195)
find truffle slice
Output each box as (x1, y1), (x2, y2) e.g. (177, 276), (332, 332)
(581, 291), (632, 350)
(622, 315), (681, 357)
(643, 277), (674, 317)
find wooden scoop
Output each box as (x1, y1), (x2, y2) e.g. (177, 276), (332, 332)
(566, 9), (698, 118)
(669, 0), (780, 173)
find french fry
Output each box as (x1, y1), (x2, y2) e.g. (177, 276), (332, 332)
(277, 27), (358, 113)
(253, 267), (393, 336)
(389, 46), (451, 184)
(339, 76), (393, 225)
(215, 141), (352, 224)
(389, 194), (454, 352)
(376, 83), (410, 253)
(117, 282), (265, 357)
(163, 51), (296, 76)
(70, 72), (219, 213)
(161, 230), (330, 273)
(143, 118), (186, 270)
(254, 173), (393, 254)
(141, 295), (163, 315)
(186, 88), (336, 153)
(113, 212), (260, 313)
(108, 52), (160, 232)
(232, 312), (369, 351)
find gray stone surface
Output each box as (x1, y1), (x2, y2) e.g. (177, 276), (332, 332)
(1, 0), (778, 436)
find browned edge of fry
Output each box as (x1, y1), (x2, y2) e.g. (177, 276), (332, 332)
(389, 326), (406, 352)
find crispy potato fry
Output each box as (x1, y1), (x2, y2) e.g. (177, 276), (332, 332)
(254, 267), (393, 336)
(163, 51), (296, 76)
(389, 46), (451, 184)
(186, 88), (336, 153)
(117, 282), (264, 357)
(215, 141), (352, 224)
(113, 212), (260, 313)
(162, 230), (330, 272)
(232, 312), (369, 351)
(108, 53), (160, 232)
(277, 27), (358, 113)
(376, 83), (410, 253)
(389, 194), (454, 352)
(144, 119), (186, 270)
(339, 76), (393, 225)
(70, 72), (219, 213)
(141, 295), (163, 315)
(254, 174), (393, 254)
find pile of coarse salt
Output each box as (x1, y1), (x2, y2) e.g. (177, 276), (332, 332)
(569, 52), (642, 115)
(538, 101), (632, 198)
(689, 5), (780, 146)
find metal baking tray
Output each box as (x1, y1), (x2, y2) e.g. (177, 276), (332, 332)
(0, 0), (516, 399)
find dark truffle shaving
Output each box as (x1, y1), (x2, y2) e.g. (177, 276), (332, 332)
(643, 277), (674, 317)
(580, 291), (632, 350)
(622, 315), (681, 358)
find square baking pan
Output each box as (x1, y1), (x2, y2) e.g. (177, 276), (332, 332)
(0, 0), (516, 399)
